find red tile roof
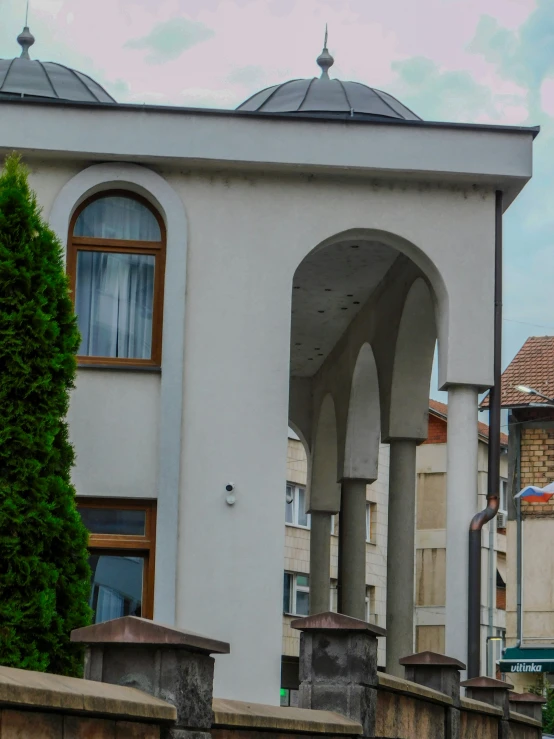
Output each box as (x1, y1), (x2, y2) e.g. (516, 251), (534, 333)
(429, 399), (508, 446)
(480, 336), (554, 409)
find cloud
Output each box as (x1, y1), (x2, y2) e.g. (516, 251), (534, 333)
(227, 65), (267, 88)
(125, 17), (214, 64)
(470, 0), (554, 117)
(388, 56), (527, 124)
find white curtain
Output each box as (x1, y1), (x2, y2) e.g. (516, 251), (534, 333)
(94, 585), (125, 622)
(74, 196), (161, 241)
(76, 252), (155, 359)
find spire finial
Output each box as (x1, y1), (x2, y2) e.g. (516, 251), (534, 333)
(17, 1), (35, 60)
(316, 24), (334, 80)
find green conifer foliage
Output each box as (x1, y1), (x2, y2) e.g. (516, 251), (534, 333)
(0, 153), (91, 676)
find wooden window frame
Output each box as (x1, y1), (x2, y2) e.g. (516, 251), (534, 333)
(67, 190), (166, 368)
(77, 497), (157, 620)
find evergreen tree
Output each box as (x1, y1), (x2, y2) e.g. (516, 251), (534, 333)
(0, 153), (91, 676)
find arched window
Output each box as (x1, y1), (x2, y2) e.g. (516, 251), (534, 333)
(67, 192), (165, 366)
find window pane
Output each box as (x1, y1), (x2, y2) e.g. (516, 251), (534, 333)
(75, 196), (161, 241)
(283, 573), (292, 613)
(296, 590), (309, 616)
(89, 554), (143, 623)
(296, 574), (309, 588)
(366, 503), (370, 541)
(76, 251), (155, 359)
(79, 507), (146, 536)
(297, 488), (308, 527)
(285, 486), (294, 524)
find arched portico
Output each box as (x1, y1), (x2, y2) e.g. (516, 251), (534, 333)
(287, 215), (480, 671)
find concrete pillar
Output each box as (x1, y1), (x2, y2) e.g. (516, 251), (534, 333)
(400, 651), (464, 739)
(386, 439), (417, 676)
(339, 479), (367, 620)
(445, 385), (479, 671)
(309, 511), (331, 614)
(461, 676), (513, 739)
(292, 612), (385, 738)
(71, 615), (230, 739)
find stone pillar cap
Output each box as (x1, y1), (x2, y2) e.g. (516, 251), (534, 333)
(71, 616), (230, 655)
(509, 692), (547, 704)
(399, 651), (465, 669)
(460, 677), (513, 690)
(291, 611), (386, 637)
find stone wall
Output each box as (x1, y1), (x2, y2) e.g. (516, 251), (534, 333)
(0, 615), (543, 739)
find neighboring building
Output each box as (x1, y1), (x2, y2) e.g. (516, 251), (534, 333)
(416, 400), (509, 677)
(487, 336), (554, 691)
(0, 24), (536, 703)
(281, 400), (508, 702)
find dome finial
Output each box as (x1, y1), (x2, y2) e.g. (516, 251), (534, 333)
(17, 1), (35, 60)
(316, 24), (334, 79)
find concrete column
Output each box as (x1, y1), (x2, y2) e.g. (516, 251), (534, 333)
(309, 511), (331, 614)
(292, 612), (385, 738)
(339, 479), (367, 620)
(445, 385), (479, 670)
(386, 439), (417, 676)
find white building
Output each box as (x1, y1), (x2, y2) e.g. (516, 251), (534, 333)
(0, 26), (536, 703)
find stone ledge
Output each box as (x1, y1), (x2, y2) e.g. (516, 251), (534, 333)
(0, 665), (176, 722)
(460, 697), (503, 716)
(376, 672), (453, 706)
(212, 698), (362, 735)
(509, 709), (542, 728)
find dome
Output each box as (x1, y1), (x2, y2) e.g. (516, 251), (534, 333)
(237, 33), (420, 122)
(0, 26), (116, 104)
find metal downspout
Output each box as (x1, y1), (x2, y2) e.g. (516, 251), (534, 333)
(487, 506), (495, 675)
(467, 190), (503, 678)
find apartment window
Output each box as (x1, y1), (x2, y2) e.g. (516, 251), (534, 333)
(365, 585), (376, 624)
(366, 502), (376, 543)
(283, 573), (309, 616)
(77, 498), (156, 623)
(285, 484), (310, 528)
(330, 514), (336, 535)
(68, 192), (166, 367)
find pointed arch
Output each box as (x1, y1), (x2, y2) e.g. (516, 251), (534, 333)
(343, 343), (381, 481)
(309, 394), (340, 513)
(387, 278), (437, 440)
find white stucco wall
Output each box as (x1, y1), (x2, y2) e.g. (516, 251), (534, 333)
(68, 371), (160, 498)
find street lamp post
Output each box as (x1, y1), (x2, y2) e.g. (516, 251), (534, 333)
(515, 385), (554, 405)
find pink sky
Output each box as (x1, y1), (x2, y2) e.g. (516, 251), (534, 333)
(1, 0), (538, 121)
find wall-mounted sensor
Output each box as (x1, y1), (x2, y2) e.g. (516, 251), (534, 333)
(225, 483), (236, 506)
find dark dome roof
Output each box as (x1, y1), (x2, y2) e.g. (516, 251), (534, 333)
(0, 26), (116, 104)
(237, 78), (420, 121)
(237, 34), (420, 122)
